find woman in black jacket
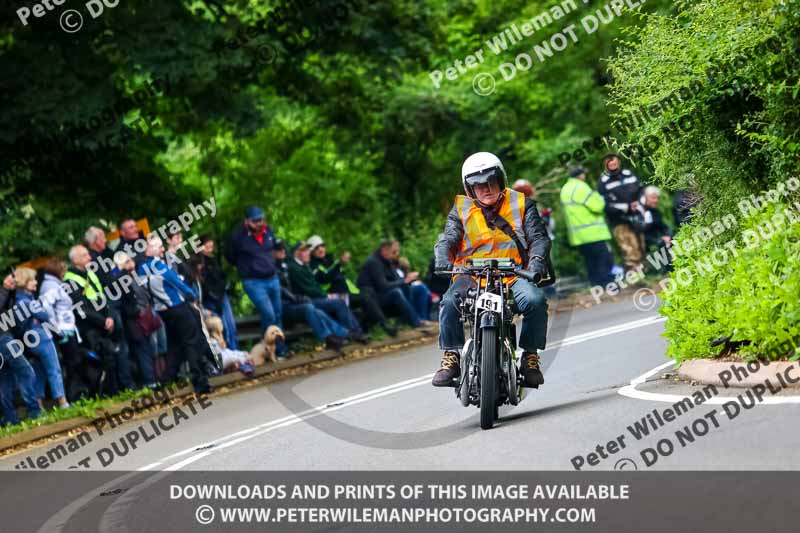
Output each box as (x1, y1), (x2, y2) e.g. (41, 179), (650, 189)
(199, 235), (239, 350)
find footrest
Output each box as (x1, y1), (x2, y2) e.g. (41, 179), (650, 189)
(432, 378), (459, 388)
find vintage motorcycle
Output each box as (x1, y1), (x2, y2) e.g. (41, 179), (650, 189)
(440, 258), (546, 430)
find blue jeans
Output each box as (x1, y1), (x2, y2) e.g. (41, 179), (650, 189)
(242, 276), (283, 332)
(378, 287), (420, 327)
(221, 294), (239, 350)
(406, 283), (432, 321)
(284, 302), (348, 340)
(311, 298), (362, 333)
(28, 327), (66, 400)
(0, 334), (41, 424)
(438, 276), (548, 353)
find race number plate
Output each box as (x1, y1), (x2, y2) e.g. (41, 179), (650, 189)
(476, 292), (502, 313)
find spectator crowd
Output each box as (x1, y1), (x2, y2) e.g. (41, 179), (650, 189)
(0, 211), (437, 427)
(0, 154), (685, 428)
(558, 153), (680, 286)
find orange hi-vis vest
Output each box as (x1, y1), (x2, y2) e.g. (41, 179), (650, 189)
(453, 188), (527, 267)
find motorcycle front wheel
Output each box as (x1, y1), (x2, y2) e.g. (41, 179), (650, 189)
(480, 327), (498, 430)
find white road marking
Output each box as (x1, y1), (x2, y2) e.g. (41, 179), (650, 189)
(35, 313), (670, 532)
(136, 374), (435, 470)
(546, 316), (665, 350)
(619, 361), (800, 404)
(144, 314), (667, 471)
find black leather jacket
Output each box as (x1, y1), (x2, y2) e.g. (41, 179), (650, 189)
(597, 168), (642, 226)
(434, 195), (555, 286)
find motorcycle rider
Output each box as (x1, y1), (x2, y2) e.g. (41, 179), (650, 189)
(432, 152), (554, 388)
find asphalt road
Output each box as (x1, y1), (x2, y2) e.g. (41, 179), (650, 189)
(2, 295), (797, 474)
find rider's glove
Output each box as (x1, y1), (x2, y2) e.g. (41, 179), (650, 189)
(528, 257), (547, 280)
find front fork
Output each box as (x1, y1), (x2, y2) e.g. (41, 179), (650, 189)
(479, 312), (516, 395)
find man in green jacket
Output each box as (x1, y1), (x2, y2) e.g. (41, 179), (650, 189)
(287, 241), (369, 343)
(560, 166), (615, 285)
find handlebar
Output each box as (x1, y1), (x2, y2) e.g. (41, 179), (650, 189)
(436, 264), (545, 285)
(514, 268), (542, 284)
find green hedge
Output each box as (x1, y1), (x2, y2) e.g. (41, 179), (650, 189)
(607, 0), (800, 360)
(661, 200), (800, 362)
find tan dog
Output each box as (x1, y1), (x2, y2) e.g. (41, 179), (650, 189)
(249, 325), (285, 365)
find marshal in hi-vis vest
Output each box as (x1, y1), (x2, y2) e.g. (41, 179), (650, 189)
(453, 188), (527, 266)
(560, 177), (612, 246)
(63, 270), (103, 301)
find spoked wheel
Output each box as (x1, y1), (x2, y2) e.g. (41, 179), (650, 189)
(480, 327), (498, 430)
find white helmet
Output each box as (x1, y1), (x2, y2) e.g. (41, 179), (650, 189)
(461, 152), (507, 200)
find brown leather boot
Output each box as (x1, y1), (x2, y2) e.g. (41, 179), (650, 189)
(432, 351), (460, 387)
(521, 351), (544, 387)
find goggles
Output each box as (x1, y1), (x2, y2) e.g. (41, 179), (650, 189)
(465, 167), (502, 186)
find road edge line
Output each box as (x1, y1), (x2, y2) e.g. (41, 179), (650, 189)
(619, 361), (800, 404)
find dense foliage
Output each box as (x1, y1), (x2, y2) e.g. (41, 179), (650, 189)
(661, 201), (800, 362)
(608, 0), (800, 360)
(6, 0), (798, 359)
(1, 0), (673, 277)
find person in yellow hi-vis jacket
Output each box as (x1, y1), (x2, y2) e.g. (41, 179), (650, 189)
(432, 152), (554, 389)
(560, 165), (615, 286)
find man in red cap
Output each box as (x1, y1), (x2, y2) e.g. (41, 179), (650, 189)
(224, 206), (288, 358)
